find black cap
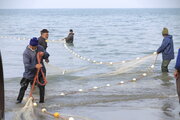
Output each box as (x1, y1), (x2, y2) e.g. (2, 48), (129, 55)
(69, 29), (73, 32)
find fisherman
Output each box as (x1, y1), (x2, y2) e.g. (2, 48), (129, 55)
(16, 37), (50, 104)
(64, 29), (74, 44)
(174, 48), (180, 104)
(38, 29), (49, 63)
(157, 28), (174, 72)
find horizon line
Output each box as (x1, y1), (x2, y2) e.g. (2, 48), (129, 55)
(0, 7), (180, 10)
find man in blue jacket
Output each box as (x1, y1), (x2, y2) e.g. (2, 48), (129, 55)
(174, 48), (180, 103)
(157, 28), (174, 72)
(16, 37), (50, 104)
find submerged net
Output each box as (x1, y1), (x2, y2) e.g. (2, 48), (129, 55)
(14, 97), (38, 120)
(103, 54), (157, 76)
(14, 96), (94, 120)
(45, 63), (89, 76)
(75, 54), (157, 80)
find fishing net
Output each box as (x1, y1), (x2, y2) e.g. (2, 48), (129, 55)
(45, 63), (89, 76)
(14, 48), (158, 120)
(14, 97), (93, 120)
(75, 54), (157, 80)
(14, 97), (38, 120)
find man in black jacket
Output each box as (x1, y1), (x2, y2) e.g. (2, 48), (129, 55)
(64, 29), (74, 44)
(38, 29), (49, 63)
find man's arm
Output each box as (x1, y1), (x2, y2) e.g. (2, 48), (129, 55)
(43, 51), (50, 60)
(23, 53), (36, 71)
(157, 38), (170, 53)
(38, 45), (50, 61)
(175, 49), (180, 71)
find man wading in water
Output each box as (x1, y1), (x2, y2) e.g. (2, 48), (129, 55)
(174, 48), (180, 104)
(38, 29), (49, 63)
(16, 37), (50, 104)
(157, 28), (174, 72)
(64, 29), (74, 44)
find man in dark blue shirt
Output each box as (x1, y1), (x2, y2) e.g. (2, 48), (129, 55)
(174, 48), (180, 103)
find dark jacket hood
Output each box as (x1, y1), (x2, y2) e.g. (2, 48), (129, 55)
(165, 35), (173, 39)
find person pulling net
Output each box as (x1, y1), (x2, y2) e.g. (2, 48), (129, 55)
(15, 37), (49, 120)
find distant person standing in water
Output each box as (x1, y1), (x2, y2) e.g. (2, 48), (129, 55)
(64, 29), (74, 44)
(38, 29), (49, 63)
(174, 48), (180, 104)
(157, 28), (174, 72)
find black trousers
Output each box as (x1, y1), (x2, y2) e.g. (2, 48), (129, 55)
(17, 76), (45, 103)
